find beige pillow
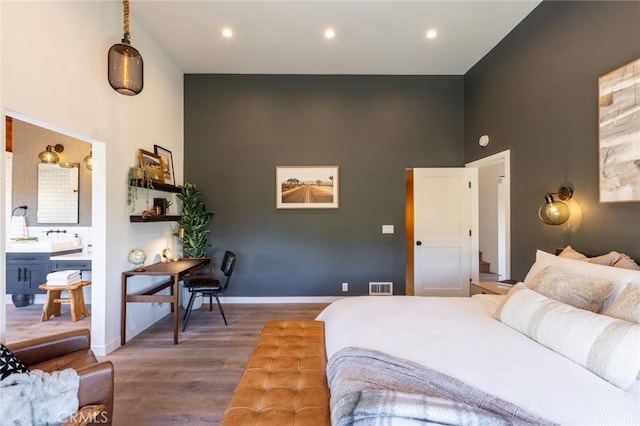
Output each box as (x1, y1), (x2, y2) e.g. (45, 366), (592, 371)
(558, 246), (622, 266)
(587, 251), (622, 266)
(524, 250), (640, 312)
(613, 253), (640, 271)
(559, 245), (587, 261)
(604, 283), (640, 324)
(527, 266), (614, 312)
(495, 283), (640, 389)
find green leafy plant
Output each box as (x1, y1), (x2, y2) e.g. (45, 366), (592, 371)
(177, 182), (214, 258)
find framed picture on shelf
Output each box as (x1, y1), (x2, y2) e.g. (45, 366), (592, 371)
(154, 144), (175, 186)
(276, 165), (339, 209)
(138, 149), (165, 183)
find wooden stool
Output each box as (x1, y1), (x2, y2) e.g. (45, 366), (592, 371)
(39, 281), (91, 322)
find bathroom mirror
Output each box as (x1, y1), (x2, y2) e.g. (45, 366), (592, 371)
(37, 163), (79, 223)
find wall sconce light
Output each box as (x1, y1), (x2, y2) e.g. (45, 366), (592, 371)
(83, 150), (93, 171)
(108, 0), (144, 96)
(539, 186), (574, 225)
(38, 144), (64, 164)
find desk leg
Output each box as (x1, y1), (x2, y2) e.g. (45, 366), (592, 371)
(121, 275), (127, 346)
(173, 275), (179, 344)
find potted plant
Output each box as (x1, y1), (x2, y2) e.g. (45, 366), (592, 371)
(177, 182), (214, 258)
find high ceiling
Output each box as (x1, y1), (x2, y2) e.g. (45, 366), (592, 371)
(133, 0), (541, 75)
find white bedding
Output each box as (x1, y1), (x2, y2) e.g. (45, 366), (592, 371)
(317, 295), (640, 426)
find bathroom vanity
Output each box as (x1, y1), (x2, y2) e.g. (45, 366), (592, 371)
(6, 240), (91, 306)
(6, 253), (50, 296)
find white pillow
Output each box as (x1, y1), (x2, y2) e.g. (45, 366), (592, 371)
(524, 250), (640, 312)
(496, 283), (640, 389)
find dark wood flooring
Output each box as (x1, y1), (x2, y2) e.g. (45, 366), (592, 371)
(5, 301), (328, 424)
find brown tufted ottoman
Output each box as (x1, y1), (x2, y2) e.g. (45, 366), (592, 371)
(219, 320), (330, 426)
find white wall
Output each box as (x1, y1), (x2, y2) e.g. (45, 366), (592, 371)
(0, 0), (5, 343)
(1, 1), (184, 354)
(478, 162), (504, 276)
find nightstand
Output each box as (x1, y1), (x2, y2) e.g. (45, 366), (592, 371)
(469, 281), (510, 296)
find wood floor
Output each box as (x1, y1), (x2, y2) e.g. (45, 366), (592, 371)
(5, 301), (329, 425)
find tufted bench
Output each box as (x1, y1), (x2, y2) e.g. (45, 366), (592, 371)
(219, 320), (330, 426)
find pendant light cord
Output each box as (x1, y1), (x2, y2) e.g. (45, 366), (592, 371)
(123, 0), (131, 39)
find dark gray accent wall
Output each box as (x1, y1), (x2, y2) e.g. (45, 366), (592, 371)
(465, 1), (640, 278)
(185, 75), (463, 296)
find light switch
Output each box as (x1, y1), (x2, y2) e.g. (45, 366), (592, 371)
(382, 225), (394, 234)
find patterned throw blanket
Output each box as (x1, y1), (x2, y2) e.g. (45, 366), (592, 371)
(0, 369), (80, 425)
(327, 347), (555, 426)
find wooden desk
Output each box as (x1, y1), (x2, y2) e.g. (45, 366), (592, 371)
(121, 258), (211, 345)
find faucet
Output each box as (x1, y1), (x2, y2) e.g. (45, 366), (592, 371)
(46, 229), (67, 236)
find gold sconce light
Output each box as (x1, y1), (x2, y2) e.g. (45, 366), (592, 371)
(38, 144), (64, 164)
(539, 186), (573, 225)
(83, 150), (93, 171)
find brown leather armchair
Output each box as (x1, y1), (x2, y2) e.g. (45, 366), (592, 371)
(6, 329), (114, 425)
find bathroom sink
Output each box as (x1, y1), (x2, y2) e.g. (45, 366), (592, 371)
(6, 239), (81, 253)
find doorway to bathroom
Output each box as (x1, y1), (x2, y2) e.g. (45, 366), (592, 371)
(3, 112), (105, 343)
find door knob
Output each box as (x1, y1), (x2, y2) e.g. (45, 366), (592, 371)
(416, 241), (422, 246)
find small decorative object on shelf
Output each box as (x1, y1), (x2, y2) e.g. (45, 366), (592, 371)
(128, 249), (147, 272)
(161, 248), (172, 263)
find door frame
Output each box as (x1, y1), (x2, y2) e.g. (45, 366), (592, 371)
(465, 150), (511, 280)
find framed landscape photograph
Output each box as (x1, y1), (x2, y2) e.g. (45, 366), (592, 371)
(276, 166), (339, 209)
(598, 57), (640, 203)
(154, 144), (175, 186)
(138, 149), (165, 183)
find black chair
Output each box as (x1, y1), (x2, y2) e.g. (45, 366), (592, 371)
(182, 250), (236, 331)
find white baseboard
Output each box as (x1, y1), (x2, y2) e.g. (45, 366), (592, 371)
(120, 306), (171, 343)
(219, 296), (345, 304)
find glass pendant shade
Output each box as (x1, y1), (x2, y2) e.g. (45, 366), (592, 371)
(538, 195), (570, 225)
(38, 145), (59, 164)
(108, 39), (143, 96)
(83, 150), (93, 171)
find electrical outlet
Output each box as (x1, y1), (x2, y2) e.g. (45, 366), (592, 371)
(342, 282), (348, 292)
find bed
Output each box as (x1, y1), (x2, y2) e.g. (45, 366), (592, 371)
(317, 249), (640, 425)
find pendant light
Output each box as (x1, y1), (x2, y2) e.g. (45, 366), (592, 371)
(108, 0), (143, 96)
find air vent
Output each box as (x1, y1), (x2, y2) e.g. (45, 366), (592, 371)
(369, 282), (393, 296)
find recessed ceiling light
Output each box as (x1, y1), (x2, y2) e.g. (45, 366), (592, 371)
(324, 28), (335, 39)
(222, 28), (233, 38)
(426, 29), (437, 39)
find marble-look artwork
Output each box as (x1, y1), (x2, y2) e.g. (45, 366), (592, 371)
(599, 58), (640, 202)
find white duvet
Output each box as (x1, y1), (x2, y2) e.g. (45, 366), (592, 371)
(317, 295), (640, 426)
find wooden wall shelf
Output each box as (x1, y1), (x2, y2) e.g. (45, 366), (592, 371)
(130, 215), (181, 223)
(129, 180), (182, 193)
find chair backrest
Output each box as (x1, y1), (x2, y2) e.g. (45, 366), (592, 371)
(219, 250), (237, 291)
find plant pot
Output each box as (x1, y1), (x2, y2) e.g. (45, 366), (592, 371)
(12, 294), (34, 307)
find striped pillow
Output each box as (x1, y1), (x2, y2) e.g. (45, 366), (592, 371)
(496, 283), (640, 389)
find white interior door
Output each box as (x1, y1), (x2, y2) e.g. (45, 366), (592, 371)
(413, 168), (478, 296)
